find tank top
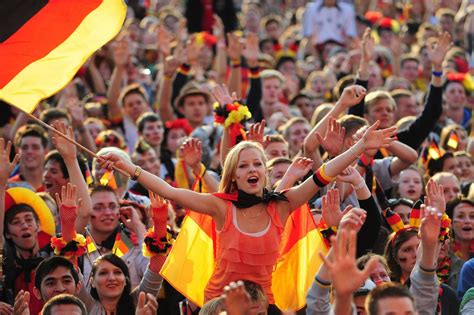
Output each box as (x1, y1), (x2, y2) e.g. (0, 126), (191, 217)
(204, 201), (284, 303)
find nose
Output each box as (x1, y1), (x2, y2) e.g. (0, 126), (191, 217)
(55, 283), (66, 293)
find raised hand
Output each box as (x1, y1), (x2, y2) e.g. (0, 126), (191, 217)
(185, 35), (199, 66)
(419, 204), (442, 248)
(157, 25), (173, 57)
(222, 281), (252, 315)
(51, 120), (77, 161)
(67, 97), (86, 130)
(113, 38), (130, 68)
(212, 14), (225, 41)
(424, 179), (446, 214)
(136, 292), (158, 315)
(338, 85), (367, 108)
(179, 138), (203, 174)
(427, 32), (453, 68)
(361, 121), (397, 150)
(339, 207), (367, 233)
(315, 117), (345, 157)
(97, 152), (135, 176)
(119, 205), (145, 235)
(361, 28), (375, 64)
(226, 32), (244, 62)
(319, 230), (377, 297)
(13, 290), (30, 315)
(0, 139), (20, 187)
(163, 55), (180, 78)
(55, 183), (81, 242)
(321, 189), (344, 227)
(247, 120), (266, 144)
(285, 157), (314, 181)
(149, 191), (169, 237)
(242, 32), (260, 68)
(0, 301), (12, 315)
(337, 166), (364, 186)
(212, 84), (234, 105)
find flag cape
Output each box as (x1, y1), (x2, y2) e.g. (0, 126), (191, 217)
(161, 184), (327, 310)
(0, 0), (126, 112)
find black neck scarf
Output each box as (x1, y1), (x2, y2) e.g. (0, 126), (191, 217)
(232, 189), (288, 209)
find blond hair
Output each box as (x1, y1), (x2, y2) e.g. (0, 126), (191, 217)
(219, 141), (268, 193)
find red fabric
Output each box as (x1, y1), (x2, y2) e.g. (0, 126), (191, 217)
(0, 0), (102, 88)
(15, 271), (44, 314)
(200, 0), (214, 33)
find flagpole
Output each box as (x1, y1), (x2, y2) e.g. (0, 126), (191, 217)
(25, 112), (130, 177)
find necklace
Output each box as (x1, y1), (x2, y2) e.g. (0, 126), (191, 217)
(240, 205), (264, 219)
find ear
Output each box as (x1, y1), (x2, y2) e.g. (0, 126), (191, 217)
(76, 281), (82, 294)
(177, 105), (185, 116)
(33, 286), (42, 301)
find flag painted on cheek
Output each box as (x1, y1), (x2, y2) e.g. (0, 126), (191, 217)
(0, 0), (126, 112)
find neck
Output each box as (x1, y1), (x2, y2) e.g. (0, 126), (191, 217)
(401, 271), (411, 284)
(448, 107), (464, 124)
(459, 239), (471, 258)
(153, 146), (161, 159)
(100, 297), (120, 314)
(90, 228), (114, 246)
(16, 243), (39, 259)
(20, 165), (43, 188)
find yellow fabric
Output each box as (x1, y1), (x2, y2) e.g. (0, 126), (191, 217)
(272, 229), (328, 310)
(0, 0), (126, 112)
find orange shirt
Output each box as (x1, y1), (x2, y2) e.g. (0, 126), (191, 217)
(204, 201), (284, 303)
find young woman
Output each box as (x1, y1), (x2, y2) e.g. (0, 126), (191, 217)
(397, 166), (425, 202)
(99, 120), (396, 305)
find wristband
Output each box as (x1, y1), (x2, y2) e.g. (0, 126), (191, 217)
(130, 166), (142, 181)
(312, 163), (333, 187)
(419, 264), (436, 274)
(432, 70), (443, 77)
(315, 276), (332, 288)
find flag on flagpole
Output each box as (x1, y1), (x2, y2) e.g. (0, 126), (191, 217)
(0, 0), (126, 112)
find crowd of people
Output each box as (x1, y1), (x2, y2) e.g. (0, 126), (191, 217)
(0, 0), (473, 314)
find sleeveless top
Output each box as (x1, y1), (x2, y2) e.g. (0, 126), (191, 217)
(204, 201), (284, 303)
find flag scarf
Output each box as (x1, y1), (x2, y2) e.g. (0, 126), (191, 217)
(0, 0), (126, 112)
(161, 176), (328, 310)
(86, 229), (134, 257)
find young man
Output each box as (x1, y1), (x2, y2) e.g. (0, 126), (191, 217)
(33, 256), (81, 303)
(10, 124), (48, 191)
(366, 283), (418, 315)
(136, 112), (164, 160)
(390, 89), (421, 120)
(173, 85), (209, 129)
(364, 91), (396, 129)
(264, 134), (289, 160)
(400, 55), (420, 86)
(41, 294), (87, 315)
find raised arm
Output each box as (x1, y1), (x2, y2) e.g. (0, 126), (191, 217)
(0, 139), (20, 247)
(397, 32), (452, 149)
(180, 138), (219, 193)
(98, 153), (224, 221)
(51, 121), (92, 233)
(106, 38), (129, 121)
(275, 157), (313, 192)
(86, 53), (107, 95)
(213, 15), (227, 84)
(285, 121), (397, 212)
(387, 140), (418, 177)
(158, 55), (180, 122)
(227, 32), (243, 98)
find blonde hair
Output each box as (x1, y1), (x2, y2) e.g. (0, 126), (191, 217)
(364, 90), (396, 113)
(219, 141), (268, 193)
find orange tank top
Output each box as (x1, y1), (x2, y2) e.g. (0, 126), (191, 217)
(204, 201), (284, 303)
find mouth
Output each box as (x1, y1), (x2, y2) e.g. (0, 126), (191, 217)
(106, 283), (119, 289)
(21, 233), (32, 238)
(247, 176), (259, 185)
(462, 226), (472, 232)
(44, 182), (53, 189)
(407, 189), (416, 195)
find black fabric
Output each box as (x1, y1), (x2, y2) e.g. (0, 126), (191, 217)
(232, 189), (288, 209)
(185, 0), (238, 34)
(0, 0), (48, 43)
(357, 196), (382, 257)
(246, 67), (263, 122)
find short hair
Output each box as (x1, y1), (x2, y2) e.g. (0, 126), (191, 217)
(366, 283), (415, 315)
(242, 280), (268, 306)
(41, 294), (87, 315)
(137, 112), (161, 133)
(390, 89), (414, 102)
(90, 185), (119, 200)
(357, 253), (389, 271)
(35, 256), (79, 290)
(333, 75), (356, 100)
(267, 157), (292, 170)
(44, 150), (88, 181)
(39, 108), (71, 125)
(265, 134), (288, 145)
(431, 171), (459, 186)
(427, 152), (456, 177)
(119, 83), (148, 106)
(400, 54), (419, 68)
(396, 116), (416, 131)
(279, 117), (309, 140)
(338, 115), (368, 137)
(260, 69), (285, 83)
(14, 124), (48, 149)
(199, 297), (225, 315)
(364, 90), (396, 113)
(4, 204), (39, 236)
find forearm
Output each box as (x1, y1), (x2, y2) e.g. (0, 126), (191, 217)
(387, 141), (418, 163)
(419, 243), (438, 270)
(203, 172), (219, 193)
(357, 195), (381, 256)
(214, 43), (227, 84)
(228, 65), (242, 99)
(305, 102), (347, 151)
(220, 128), (232, 167)
(88, 65), (107, 95)
(333, 294), (353, 315)
(246, 68), (263, 121)
(106, 66), (125, 119)
(77, 127), (97, 156)
(275, 174), (300, 192)
(64, 158), (92, 233)
(410, 261), (439, 315)
(158, 76), (176, 123)
(348, 79), (367, 117)
(171, 65), (190, 105)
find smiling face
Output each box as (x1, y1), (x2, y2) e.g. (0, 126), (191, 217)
(233, 148), (267, 196)
(264, 142), (289, 160)
(123, 92), (150, 122)
(43, 160), (68, 198)
(19, 136), (47, 170)
(6, 210), (40, 253)
(91, 260), (126, 300)
(442, 156), (462, 178)
(452, 202), (474, 242)
(457, 155), (474, 181)
(370, 261), (391, 286)
(90, 191), (120, 234)
(397, 235), (420, 277)
(398, 169), (423, 201)
(287, 122), (310, 157)
(180, 95), (207, 127)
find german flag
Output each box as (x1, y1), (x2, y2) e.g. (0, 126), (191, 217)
(428, 140), (442, 160)
(0, 0), (126, 112)
(161, 186), (327, 309)
(446, 131), (459, 150)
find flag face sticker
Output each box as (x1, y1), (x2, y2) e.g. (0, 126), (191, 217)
(0, 0), (126, 113)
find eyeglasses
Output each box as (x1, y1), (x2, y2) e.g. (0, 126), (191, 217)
(92, 203), (118, 212)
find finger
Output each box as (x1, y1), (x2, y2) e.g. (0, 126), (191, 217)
(319, 251), (334, 270)
(62, 185), (67, 201)
(341, 205), (353, 216)
(5, 141), (12, 156)
(348, 230), (356, 258)
(137, 291), (146, 308)
(55, 192), (62, 206)
(362, 256), (379, 279)
(12, 153), (20, 166)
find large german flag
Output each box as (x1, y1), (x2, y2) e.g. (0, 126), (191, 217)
(0, 0), (126, 112)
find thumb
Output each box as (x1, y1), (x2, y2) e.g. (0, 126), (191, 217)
(342, 205), (353, 216)
(137, 291), (146, 309)
(24, 291), (30, 304)
(362, 257), (379, 279)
